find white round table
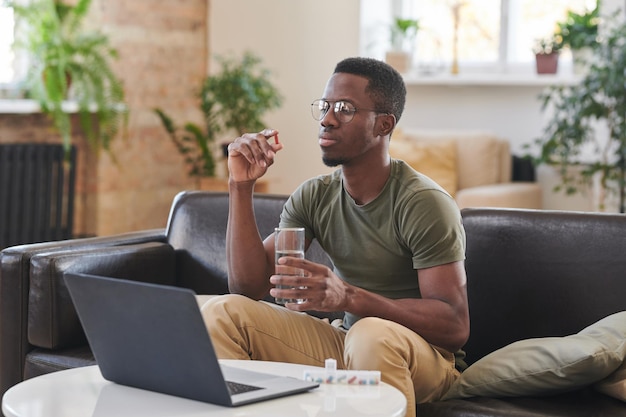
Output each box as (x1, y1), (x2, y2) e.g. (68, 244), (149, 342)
(2, 360), (406, 417)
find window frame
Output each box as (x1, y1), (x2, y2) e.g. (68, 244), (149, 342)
(360, 0), (595, 78)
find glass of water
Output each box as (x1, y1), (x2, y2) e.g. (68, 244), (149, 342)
(274, 227), (305, 304)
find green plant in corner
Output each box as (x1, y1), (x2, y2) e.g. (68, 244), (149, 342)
(556, 2), (599, 73)
(556, 3), (599, 51)
(154, 52), (283, 181)
(7, 0), (127, 155)
(528, 18), (626, 213)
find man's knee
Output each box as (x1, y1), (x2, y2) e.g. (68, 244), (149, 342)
(344, 317), (433, 363)
(201, 294), (262, 329)
(202, 293), (254, 311)
(345, 317), (403, 366)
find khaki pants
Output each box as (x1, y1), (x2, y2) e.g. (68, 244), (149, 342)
(199, 294), (459, 417)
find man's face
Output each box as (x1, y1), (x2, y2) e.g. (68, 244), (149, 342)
(316, 73), (381, 167)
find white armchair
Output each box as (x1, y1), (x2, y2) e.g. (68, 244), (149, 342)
(389, 129), (542, 210)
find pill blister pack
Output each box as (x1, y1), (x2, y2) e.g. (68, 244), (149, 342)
(302, 358), (381, 385)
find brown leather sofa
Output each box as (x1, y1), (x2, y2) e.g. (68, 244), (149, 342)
(1, 191), (625, 416)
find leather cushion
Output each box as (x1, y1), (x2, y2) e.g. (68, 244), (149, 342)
(419, 387), (626, 417)
(28, 242), (176, 349)
(24, 346), (96, 380)
(460, 208), (626, 367)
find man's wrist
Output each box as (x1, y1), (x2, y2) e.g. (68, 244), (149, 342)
(341, 283), (359, 312)
(228, 178), (256, 192)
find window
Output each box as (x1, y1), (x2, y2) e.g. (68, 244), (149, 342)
(360, 0), (596, 75)
(0, 2), (29, 98)
(0, 4), (15, 84)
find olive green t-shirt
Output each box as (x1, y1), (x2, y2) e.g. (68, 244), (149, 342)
(280, 158), (466, 329)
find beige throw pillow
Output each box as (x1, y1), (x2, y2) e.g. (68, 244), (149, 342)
(442, 311), (626, 400)
(389, 137), (458, 197)
(397, 129), (504, 189)
(454, 135), (502, 189)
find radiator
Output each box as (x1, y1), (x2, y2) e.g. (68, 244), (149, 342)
(0, 144), (76, 249)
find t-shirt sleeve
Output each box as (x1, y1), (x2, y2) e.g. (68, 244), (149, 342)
(401, 190), (466, 270)
(279, 182), (317, 241)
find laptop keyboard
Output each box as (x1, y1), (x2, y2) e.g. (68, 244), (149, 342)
(226, 380), (263, 395)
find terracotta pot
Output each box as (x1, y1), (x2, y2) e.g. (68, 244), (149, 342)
(535, 53), (559, 74)
(385, 51), (411, 74)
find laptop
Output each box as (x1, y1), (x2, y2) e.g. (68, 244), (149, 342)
(63, 272), (319, 407)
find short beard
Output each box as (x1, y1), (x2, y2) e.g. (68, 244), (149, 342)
(322, 157), (344, 167)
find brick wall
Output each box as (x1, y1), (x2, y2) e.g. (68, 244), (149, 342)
(0, 0), (208, 237)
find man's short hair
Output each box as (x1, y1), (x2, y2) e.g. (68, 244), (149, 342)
(334, 57), (406, 123)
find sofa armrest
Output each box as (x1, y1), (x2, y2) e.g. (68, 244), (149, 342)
(28, 241), (176, 350)
(0, 228), (166, 397)
(456, 182), (542, 210)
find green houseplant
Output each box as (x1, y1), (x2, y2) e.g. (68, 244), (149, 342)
(385, 17), (419, 73)
(528, 19), (626, 213)
(557, 4), (599, 50)
(7, 0), (126, 154)
(390, 18), (420, 51)
(154, 52), (283, 181)
(556, 3), (599, 73)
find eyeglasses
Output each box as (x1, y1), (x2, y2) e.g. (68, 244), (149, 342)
(310, 99), (384, 124)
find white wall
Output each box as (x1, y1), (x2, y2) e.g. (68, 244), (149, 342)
(209, 0), (360, 194)
(210, 0), (623, 212)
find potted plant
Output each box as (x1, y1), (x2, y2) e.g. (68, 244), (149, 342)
(7, 0), (126, 154)
(385, 17), (419, 73)
(556, 3), (599, 73)
(528, 19), (626, 213)
(533, 34), (563, 74)
(154, 52), (283, 185)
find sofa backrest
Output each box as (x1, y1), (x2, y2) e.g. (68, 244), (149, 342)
(166, 193), (626, 365)
(165, 191), (332, 296)
(461, 207), (626, 366)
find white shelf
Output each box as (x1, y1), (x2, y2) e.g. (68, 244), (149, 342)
(0, 99), (38, 114)
(403, 72), (583, 87)
(0, 74), (580, 115)
(0, 99), (83, 114)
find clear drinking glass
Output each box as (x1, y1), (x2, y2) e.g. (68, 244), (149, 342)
(274, 227), (305, 304)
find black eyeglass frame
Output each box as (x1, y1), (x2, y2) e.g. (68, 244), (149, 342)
(310, 99), (387, 123)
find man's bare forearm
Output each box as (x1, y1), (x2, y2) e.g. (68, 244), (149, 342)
(226, 182), (273, 299)
(345, 287), (469, 352)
